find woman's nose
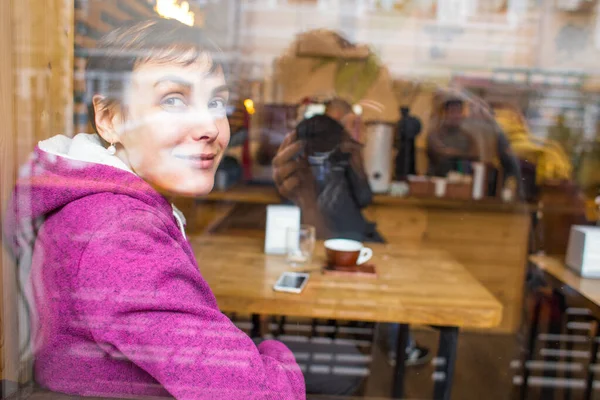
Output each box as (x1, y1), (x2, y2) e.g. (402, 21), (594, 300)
(190, 110), (219, 142)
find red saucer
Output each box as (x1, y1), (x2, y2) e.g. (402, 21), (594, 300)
(322, 264), (377, 278)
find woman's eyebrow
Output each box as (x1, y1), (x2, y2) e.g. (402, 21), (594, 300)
(154, 76), (193, 89)
(212, 85), (230, 95)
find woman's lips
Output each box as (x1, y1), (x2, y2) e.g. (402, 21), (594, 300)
(174, 153), (217, 169)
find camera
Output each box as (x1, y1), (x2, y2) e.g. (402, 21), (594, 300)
(297, 115), (352, 185)
(296, 114), (346, 156)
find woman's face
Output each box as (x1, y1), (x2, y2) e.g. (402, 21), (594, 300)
(444, 103), (464, 127)
(113, 56), (230, 196)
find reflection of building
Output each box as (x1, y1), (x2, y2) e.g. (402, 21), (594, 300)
(236, 1), (600, 87)
(71, 1), (600, 132)
(70, 0), (600, 169)
(238, 0), (538, 79)
(236, 0), (600, 153)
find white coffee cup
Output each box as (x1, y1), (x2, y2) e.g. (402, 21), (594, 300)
(324, 238), (373, 267)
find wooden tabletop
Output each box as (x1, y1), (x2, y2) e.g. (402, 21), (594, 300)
(202, 184), (529, 213)
(190, 235), (503, 328)
(530, 255), (600, 307)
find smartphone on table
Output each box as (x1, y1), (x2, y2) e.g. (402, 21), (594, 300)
(273, 272), (310, 294)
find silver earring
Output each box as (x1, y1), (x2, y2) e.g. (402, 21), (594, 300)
(107, 143), (116, 155)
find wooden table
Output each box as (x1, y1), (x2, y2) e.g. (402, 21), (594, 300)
(190, 234), (503, 399)
(197, 184), (530, 334)
(530, 255), (600, 313)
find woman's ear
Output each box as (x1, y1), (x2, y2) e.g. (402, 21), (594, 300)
(92, 94), (122, 144)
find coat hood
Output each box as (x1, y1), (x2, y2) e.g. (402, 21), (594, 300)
(3, 133), (185, 263)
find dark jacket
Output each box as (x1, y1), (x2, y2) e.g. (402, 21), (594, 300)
(299, 115), (384, 243)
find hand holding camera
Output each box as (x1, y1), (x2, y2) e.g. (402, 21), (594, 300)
(272, 131), (317, 206)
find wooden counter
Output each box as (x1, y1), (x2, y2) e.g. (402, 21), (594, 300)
(204, 184), (530, 213)
(195, 185), (531, 333)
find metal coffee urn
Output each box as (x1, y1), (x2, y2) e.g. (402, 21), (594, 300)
(363, 121), (394, 193)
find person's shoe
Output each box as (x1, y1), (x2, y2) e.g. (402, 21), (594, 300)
(405, 344), (432, 366)
(388, 344), (432, 367)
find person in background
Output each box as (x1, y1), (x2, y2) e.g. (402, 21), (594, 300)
(394, 106), (422, 180)
(427, 98), (478, 177)
(325, 98), (358, 133)
(277, 98), (382, 242)
(428, 95), (524, 199)
(272, 98), (431, 367)
(4, 19), (304, 400)
(547, 111), (581, 158)
(467, 100), (524, 199)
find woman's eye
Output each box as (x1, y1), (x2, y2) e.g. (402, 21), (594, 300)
(161, 96), (187, 109)
(208, 99), (226, 110)
(208, 98), (227, 117)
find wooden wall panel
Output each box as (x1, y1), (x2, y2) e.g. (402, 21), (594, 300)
(13, 0), (74, 165)
(1, 0), (74, 387)
(0, 0), (20, 392)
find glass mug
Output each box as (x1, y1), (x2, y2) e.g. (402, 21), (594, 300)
(285, 225), (316, 267)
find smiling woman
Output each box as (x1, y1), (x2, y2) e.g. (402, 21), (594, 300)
(3, 18), (305, 400)
(87, 18), (230, 196)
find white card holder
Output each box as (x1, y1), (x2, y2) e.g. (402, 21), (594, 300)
(566, 225), (600, 278)
(264, 205), (301, 254)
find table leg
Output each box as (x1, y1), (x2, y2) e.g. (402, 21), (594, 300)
(327, 319), (338, 339)
(519, 295), (544, 400)
(584, 321), (599, 400)
(277, 316), (286, 337)
(563, 315), (574, 400)
(519, 294), (543, 400)
(310, 318), (318, 337)
(391, 324), (409, 399)
(433, 326), (459, 400)
(250, 314), (261, 338)
(541, 291), (565, 400)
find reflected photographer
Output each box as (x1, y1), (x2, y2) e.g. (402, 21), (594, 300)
(273, 98), (383, 243)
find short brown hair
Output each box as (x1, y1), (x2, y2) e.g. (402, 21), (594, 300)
(86, 18), (223, 133)
(325, 98), (353, 116)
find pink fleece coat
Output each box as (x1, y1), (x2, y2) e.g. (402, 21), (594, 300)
(3, 133), (305, 399)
